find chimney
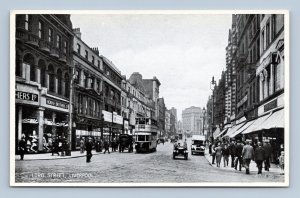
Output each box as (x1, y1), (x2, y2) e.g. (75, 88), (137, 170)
(92, 47), (99, 56)
(73, 28), (81, 39)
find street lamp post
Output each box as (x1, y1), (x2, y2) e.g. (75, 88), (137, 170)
(202, 107), (206, 136)
(210, 76), (216, 141)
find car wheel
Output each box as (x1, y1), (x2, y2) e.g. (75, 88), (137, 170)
(173, 154), (176, 159)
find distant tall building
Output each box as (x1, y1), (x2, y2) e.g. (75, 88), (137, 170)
(182, 106), (202, 135)
(170, 107), (178, 133)
(177, 120), (182, 133)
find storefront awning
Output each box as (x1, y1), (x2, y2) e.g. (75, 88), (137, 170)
(224, 122), (246, 137)
(229, 120), (255, 138)
(215, 128), (229, 139)
(242, 114), (272, 135)
(213, 127), (221, 138)
(261, 109), (284, 130)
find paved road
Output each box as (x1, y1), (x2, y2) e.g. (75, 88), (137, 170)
(15, 140), (284, 183)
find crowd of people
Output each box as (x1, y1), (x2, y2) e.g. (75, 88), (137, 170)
(208, 138), (284, 175)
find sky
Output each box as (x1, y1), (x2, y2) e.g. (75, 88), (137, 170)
(71, 13), (232, 120)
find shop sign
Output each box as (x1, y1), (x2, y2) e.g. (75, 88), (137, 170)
(264, 99), (277, 112)
(102, 110), (112, 122)
(16, 91), (38, 102)
(124, 120), (129, 130)
(114, 114), (123, 125)
(46, 99), (68, 109)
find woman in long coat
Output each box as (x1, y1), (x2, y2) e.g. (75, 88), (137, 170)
(215, 142), (223, 167)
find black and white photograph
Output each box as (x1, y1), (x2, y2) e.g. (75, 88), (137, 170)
(10, 10), (289, 187)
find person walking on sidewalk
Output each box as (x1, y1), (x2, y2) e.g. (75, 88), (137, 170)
(51, 138), (60, 156)
(103, 139), (110, 154)
(85, 137), (93, 163)
(228, 139), (236, 168)
(215, 142), (223, 168)
(279, 151), (285, 175)
(234, 140), (243, 171)
(222, 144), (230, 167)
(211, 142), (216, 164)
(263, 139), (272, 171)
(18, 137), (27, 160)
(242, 139), (254, 174)
(254, 142), (265, 174)
(80, 138), (85, 153)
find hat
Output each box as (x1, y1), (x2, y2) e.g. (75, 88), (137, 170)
(264, 139), (270, 143)
(246, 139), (251, 143)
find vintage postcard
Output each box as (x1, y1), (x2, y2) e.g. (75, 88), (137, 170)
(10, 10), (289, 187)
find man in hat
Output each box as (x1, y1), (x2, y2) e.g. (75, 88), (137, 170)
(235, 139), (243, 171)
(85, 137), (93, 163)
(254, 142), (265, 174)
(228, 139), (236, 168)
(242, 139), (254, 174)
(263, 139), (272, 171)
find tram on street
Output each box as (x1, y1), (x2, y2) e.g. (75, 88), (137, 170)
(134, 117), (158, 153)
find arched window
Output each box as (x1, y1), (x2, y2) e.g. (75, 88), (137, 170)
(38, 59), (46, 87)
(57, 69), (63, 95)
(23, 53), (35, 82)
(64, 73), (70, 98)
(48, 65), (55, 93)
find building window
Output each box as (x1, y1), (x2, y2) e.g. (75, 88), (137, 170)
(74, 69), (80, 84)
(57, 69), (63, 95)
(25, 14), (29, 31)
(63, 41), (68, 54)
(261, 29), (265, 51)
(97, 60), (100, 68)
(266, 21), (270, 47)
(56, 35), (61, 49)
(77, 43), (81, 54)
(48, 28), (53, 43)
(83, 73), (88, 88)
(92, 56), (95, 65)
(48, 65), (55, 93)
(85, 50), (88, 59)
(64, 73), (70, 98)
(38, 21), (44, 39)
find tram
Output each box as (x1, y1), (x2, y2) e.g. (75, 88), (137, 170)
(134, 117), (158, 153)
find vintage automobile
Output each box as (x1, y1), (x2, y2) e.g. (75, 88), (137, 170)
(118, 134), (134, 153)
(191, 135), (206, 155)
(173, 141), (188, 160)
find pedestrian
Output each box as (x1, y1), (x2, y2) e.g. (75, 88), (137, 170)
(103, 139), (110, 154)
(234, 139), (243, 171)
(222, 144), (230, 167)
(228, 139), (236, 168)
(263, 139), (272, 171)
(211, 142), (216, 164)
(80, 138), (85, 153)
(215, 142), (223, 168)
(51, 138), (60, 156)
(18, 137), (26, 160)
(242, 139), (254, 174)
(279, 151), (284, 175)
(254, 142), (265, 174)
(85, 137), (93, 163)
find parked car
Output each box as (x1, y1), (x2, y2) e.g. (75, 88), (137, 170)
(191, 135), (205, 155)
(119, 134), (134, 153)
(173, 141), (188, 160)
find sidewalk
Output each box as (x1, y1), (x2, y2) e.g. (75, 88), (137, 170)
(15, 150), (103, 161)
(204, 149), (282, 175)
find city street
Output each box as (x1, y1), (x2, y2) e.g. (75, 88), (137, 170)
(15, 139), (284, 183)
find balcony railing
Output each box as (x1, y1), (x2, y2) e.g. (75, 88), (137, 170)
(39, 40), (51, 53)
(59, 51), (67, 63)
(50, 46), (59, 58)
(26, 33), (39, 47)
(16, 28), (27, 41)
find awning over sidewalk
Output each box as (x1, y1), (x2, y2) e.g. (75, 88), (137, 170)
(213, 127), (221, 138)
(229, 120), (255, 138)
(242, 113), (271, 135)
(224, 122), (246, 137)
(215, 128), (229, 138)
(261, 109), (284, 130)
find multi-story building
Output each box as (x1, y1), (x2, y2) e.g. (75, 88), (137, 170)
(182, 106), (202, 135)
(142, 76), (161, 119)
(177, 120), (182, 133)
(213, 71), (226, 130)
(170, 107), (178, 133)
(15, 14), (74, 152)
(225, 15), (238, 124)
(157, 98), (166, 137)
(165, 110), (171, 136)
(242, 14), (284, 158)
(72, 28), (123, 147)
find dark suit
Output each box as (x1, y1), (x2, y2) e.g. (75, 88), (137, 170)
(19, 139), (26, 160)
(235, 143), (243, 171)
(85, 141), (93, 163)
(254, 146), (265, 174)
(263, 143), (272, 171)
